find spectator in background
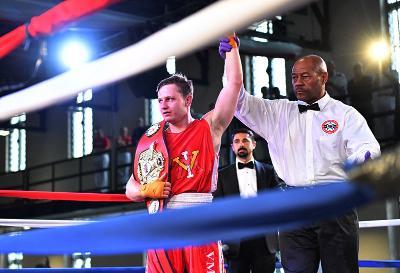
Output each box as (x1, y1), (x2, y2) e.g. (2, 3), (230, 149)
(270, 87), (281, 99)
(117, 126), (133, 186)
(348, 62), (375, 130)
(117, 126), (133, 147)
(261, 86), (282, 100)
(93, 127), (111, 192)
(93, 127), (111, 151)
(214, 128), (278, 273)
(383, 67), (400, 137)
(132, 117), (147, 146)
(261, 86), (269, 99)
(326, 60), (348, 103)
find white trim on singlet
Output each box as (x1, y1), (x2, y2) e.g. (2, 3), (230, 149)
(166, 193), (213, 209)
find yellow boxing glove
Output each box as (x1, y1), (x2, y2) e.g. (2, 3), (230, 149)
(228, 33), (239, 48)
(139, 180), (166, 199)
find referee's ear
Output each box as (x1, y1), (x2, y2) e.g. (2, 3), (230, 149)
(320, 71), (328, 85)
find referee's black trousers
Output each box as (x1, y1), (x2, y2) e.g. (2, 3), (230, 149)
(280, 210), (359, 273)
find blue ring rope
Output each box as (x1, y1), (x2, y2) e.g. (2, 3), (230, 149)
(0, 260), (398, 272)
(359, 260), (400, 268)
(0, 182), (374, 254)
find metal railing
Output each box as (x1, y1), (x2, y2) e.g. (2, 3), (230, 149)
(0, 145), (134, 206)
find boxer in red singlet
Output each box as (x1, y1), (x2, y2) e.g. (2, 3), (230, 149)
(126, 35), (242, 273)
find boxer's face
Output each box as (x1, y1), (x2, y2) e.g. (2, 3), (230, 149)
(158, 84), (191, 124)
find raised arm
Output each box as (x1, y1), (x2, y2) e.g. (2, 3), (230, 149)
(206, 35), (243, 140)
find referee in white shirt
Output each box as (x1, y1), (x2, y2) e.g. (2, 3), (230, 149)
(232, 55), (381, 273)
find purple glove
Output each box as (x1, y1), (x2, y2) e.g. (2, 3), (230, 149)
(343, 151), (372, 172)
(218, 36), (240, 59)
(364, 151), (371, 161)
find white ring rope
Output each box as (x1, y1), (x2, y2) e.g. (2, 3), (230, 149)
(0, 0), (312, 121)
(0, 219), (92, 228)
(1, 218), (399, 229)
(359, 219), (400, 228)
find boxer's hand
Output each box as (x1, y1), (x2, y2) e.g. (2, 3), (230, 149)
(140, 174), (171, 199)
(218, 34), (240, 59)
(140, 181), (171, 199)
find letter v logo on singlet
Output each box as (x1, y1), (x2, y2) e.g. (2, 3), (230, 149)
(206, 251), (215, 273)
(173, 150), (199, 178)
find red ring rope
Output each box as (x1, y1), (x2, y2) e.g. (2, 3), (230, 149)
(0, 0), (121, 59)
(0, 189), (131, 202)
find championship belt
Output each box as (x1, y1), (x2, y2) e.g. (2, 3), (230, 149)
(134, 121), (169, 214)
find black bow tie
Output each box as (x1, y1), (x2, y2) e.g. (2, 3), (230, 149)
(298, 103), (320, 113)
(238, 161), (254, 169)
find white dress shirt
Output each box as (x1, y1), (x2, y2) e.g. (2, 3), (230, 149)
(235, 88), (381, 186)
(236, 158), (257, 198)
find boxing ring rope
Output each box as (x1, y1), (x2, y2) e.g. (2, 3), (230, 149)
(0, 190), (130, 202)
(0, 0), (312, 121)
(0, 261), (397, 271)
(0, 0), (122, 59)
(0, 268), (145, 273)
(359, 260), (400, 268)
(0, 182), (380, 254)
(0, 146), (397, 256)
(1, 217), (399, 229)
(0, 219), (92, 228)
(359, 219), (400, 228)
(0, 156), (398, 265)
(2, 216), (400, 268)
(0, 261), (395, 269)
(1, 217), (398, 269)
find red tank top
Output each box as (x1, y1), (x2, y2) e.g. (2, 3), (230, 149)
(165, 119), (218, 195)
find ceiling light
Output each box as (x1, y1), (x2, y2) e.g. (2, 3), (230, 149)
(60, 40), (91, 69)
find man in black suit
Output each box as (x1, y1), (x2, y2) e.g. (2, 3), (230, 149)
(213, 128), (278, 273)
